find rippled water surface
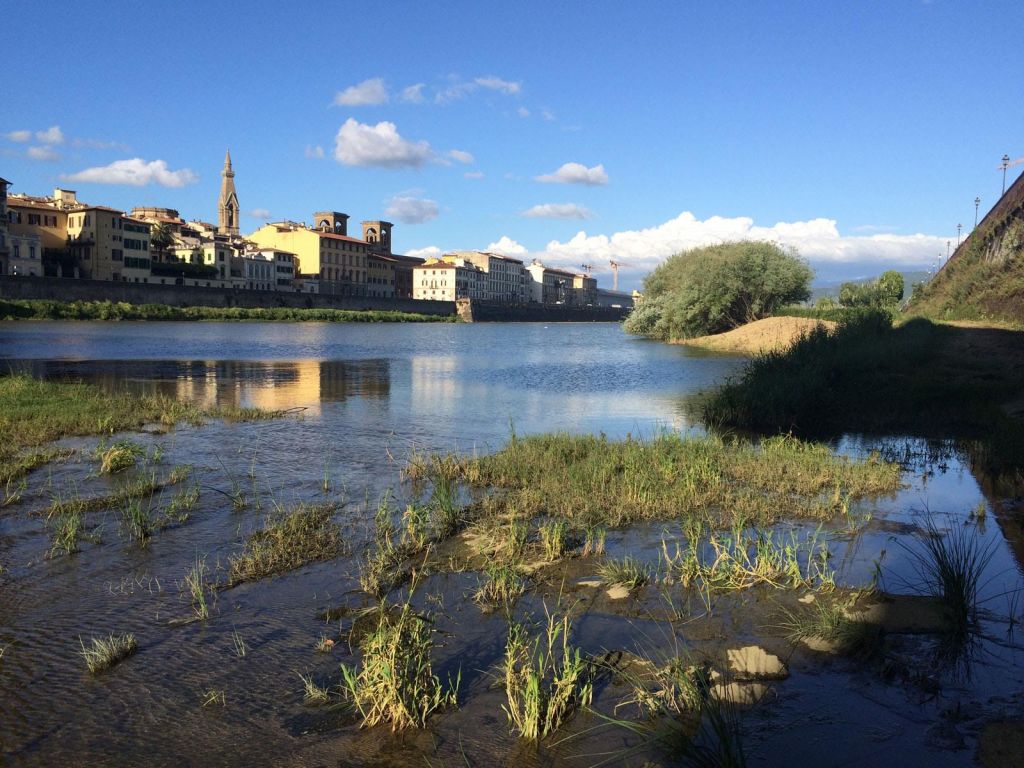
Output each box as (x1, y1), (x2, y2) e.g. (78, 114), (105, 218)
(0, 321), (1022, 767)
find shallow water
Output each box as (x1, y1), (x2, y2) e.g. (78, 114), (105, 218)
(0, 321), (1022, 767)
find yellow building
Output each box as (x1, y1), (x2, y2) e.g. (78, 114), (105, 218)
(248, 213), (370, 296)
(367, 253), (396, 298)
(67, 206), (152, 282)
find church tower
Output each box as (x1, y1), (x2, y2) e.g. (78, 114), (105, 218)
(218, 150), (240, 236)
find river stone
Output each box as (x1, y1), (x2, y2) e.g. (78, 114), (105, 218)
(606, 584), (631, 600)
(727, 646), (788, 681)
(577, 579), (602, 588)
(710, 682), (769, 706)
(798, 593), (816, 604)
(801, 636), (840, 654)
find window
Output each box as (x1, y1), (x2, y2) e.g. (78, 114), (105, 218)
(28, 214), (40, 226)
(112, 249), (123, 261)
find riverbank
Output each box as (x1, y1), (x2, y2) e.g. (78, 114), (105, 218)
(0, 299), (455, 323)
(679, 315), (836, 355)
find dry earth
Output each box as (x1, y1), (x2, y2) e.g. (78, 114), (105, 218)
(678, 316), (836, 355)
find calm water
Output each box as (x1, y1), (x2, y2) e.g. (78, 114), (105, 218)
(0, 321), (1021, 767)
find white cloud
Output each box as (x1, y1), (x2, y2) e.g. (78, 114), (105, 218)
(536, 162), (608, 186)
(26, 146), (60, 161)
(517, 106), (530, 118)
(401, 83), (426, 103)
(464, 171), (485, 180)
(333, 119), (432, 168)
(386, 195), (439, 224)
(305, 144), (325, 159)
(63, 158), (198, 188)
(485, 236), (528, 257)
(333, 78), (388, 106)
(249, 208), (272, 220)
(503, 211), (948, 278)
(522, 203), (593, 220)
(448, 149), (474, 164)
(474, 76), (521, 95)
(5, 129), (31, 142)
(407, 245), (442, 260)
(35, 126), (64, 145)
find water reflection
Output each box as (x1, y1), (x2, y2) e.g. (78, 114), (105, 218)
(10, 358), (391, 416)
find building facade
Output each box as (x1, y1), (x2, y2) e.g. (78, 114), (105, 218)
(0, 178), (9, 275)
(413, 259), (486, 301)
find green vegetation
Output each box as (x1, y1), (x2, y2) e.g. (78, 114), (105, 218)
(422, 431), (899, 528)
(502, 611), (593, 741)
(474, 563), (527, 610)
(339, 601), (459, 730)
(836, 270), (904, 308)
(227, 503), (342, 585)
(80, 633), (138, 673)
(184, 555), (211, 620)
(779, 598), (878, 655)
(598, 556), (651, 591)
(702, 312), (1024, 477)
(98, 440), (145, 474)
(909, 213), (1024, 324)
(301, 674), (332, 705)
(0, 298), (455, 323)
(624, 241), (812, 340)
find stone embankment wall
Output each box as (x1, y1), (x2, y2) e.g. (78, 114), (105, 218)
(457, 298), (629, 323)
(0, 276), (455, 316)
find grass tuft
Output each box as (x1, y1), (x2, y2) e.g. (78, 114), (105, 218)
(474, 563), (527, 611)
(98, 440), (144, 475)
(598, 556), (651, 591)
(227, 503), (342, 585)
(80, 633), (138, 673)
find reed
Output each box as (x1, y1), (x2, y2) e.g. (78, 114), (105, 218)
(227, 503), (342, 585)
(80, 633), (138, 673)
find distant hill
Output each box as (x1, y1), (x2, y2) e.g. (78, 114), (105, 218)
(908, 171), (1024, 323)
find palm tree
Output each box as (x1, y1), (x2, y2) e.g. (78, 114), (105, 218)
(150, 221), (175, 264)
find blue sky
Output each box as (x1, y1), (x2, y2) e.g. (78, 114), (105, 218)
(2, 1), (1021, 291)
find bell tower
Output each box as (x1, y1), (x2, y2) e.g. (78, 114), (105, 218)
(218, 150), (240, 236)
(361, 220), (393, 254)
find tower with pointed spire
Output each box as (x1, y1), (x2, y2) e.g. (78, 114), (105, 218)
(218, 150), (240, 236)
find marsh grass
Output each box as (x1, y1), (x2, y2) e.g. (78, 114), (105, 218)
(121, 498), (153, 542)
(98, 440), (144, 474)
(661, 522), (834, 593)
(227, 503), (342, 585)
(301, 674), (332, 704)
(202, 689), (226, 707)
(778, 599), (879, 656)
(899, 514), (997, 633)
(598, 556), (651, 591)
(46, 473), (167, 519)
(184, 556), (211, 620)
(231, 630), (247, 658)
(166, 483), (200, 522)
(0, 447), (74, 486)
(539, 518), (570, 561)
(419, 432), (898, 529)
(315, 634), (336, 653)
(80, 633), (138, 673)
(49, 507), (85, 556)
(339, 601), (458, 730)
(612, 654), (706, 719)
(582, 524), (607, 556)
(474, 563), (527, 611)
(502, 609), (593, 741)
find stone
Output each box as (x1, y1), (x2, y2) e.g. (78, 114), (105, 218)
(606, 584), (631, 600)
(727, 646), (788, 681)
(577, 579), (602, 588)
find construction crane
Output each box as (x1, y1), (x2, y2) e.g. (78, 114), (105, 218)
(609, 260), (622, 291)
(579, 263), (593, 275)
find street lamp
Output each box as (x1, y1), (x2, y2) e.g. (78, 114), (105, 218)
(974, 196), (981, 229)
(946, 240), (951, 260)
(957, 223), (962, 247)
(1002, 154), (1011, 195)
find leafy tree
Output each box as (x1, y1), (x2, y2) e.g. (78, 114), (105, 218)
(876, 270), (904, 305)
(837, 271), (905, 308)
(150, 222), (175, 263)
(624, 241), (813, 340)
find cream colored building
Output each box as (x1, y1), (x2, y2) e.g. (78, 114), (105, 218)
(248, 212), (369, 296)
(526, 260), (592, 304)
(445, 251), (528, 303)
(413, 258), (486, 301)
(66, 205), (151, 282)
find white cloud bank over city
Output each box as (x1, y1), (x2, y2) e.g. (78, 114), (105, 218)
(63, 158), (198, 188)
(474, 211), (948, 282)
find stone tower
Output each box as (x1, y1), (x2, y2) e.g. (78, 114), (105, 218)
(218, 150), (240, 236)
(361, 220), (393, 254)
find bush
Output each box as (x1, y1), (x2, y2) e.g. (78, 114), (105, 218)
(624, 241), (812, 340)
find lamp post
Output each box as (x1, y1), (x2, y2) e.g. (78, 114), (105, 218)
(946, 240), (951, 260)
(957, 223), (962, 248)
(974, 197), (981, 229)
(1002, 154), (1011, 195)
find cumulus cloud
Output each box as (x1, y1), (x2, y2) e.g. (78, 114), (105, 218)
(535, 162), (608, 186)
(386, 195), (439, 224)
(5, 129), (31, 142)
(496, 211), (948, 280)
(485, 236), (529, 257)
(333, 78), (388, 106)
(448, 149), (474, 164)
(63, 158), (198, 188)
(249, 208), (272, 220)
(407, 245), (442, 260)
(35, 126), (64, 145)
(521, 203), (593, 220)
(464, 171), (485, 179)
(401, 83), (426, 103)
(305, 144), (325, 159)
(333, 119), (432, 168)
(26, 146), (60, 161)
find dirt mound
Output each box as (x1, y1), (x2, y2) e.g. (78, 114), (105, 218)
(680, 316), (835, 355)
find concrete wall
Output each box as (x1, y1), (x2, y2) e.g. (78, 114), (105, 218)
(0, 275), (455, 316)
(457, 298), (629, 323)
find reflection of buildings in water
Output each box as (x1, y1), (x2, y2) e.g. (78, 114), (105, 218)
(410, 356), (462, 417)
(18, 358), (392, 416)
